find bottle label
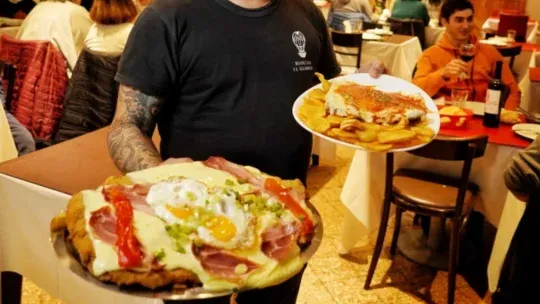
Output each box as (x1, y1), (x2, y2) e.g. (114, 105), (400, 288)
(485, 89), (501, 115)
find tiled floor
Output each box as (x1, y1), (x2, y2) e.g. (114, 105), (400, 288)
(21, 146), (491, 303)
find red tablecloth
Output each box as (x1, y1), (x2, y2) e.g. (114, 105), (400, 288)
(438, 117), (531, 149)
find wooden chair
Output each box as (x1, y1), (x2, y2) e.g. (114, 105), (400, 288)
(364, 135), (489, 304)
(497, 13), (529, 43)
(387, 17), (426, 49)
(362, 21), (381, 30)
(330, 30), (363, 70)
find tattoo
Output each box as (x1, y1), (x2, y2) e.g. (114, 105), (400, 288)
(108, 85), (164, 173)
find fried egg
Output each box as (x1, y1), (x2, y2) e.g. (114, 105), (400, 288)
(146, 180), (255, 249)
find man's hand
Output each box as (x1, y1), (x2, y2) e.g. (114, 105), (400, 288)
(356, 60), (388, 79)
(108, 85), (164, 173)
(441, 59), (468, 80)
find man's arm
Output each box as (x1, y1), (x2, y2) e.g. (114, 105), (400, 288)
(107, 85), (164, 173)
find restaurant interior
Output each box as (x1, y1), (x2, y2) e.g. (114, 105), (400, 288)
(1, 0), (540, 303)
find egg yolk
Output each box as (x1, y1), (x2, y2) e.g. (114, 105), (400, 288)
(205, 216), (237, 242)
(166, 205), (194, 219)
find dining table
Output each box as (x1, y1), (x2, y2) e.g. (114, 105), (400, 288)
(339, 114), (533, 293)
(334, 34), (423, 82)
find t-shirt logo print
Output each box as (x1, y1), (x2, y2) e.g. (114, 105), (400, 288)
(292, 31), (307, 58)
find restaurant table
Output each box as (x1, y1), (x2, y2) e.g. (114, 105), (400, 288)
(339, 116), (532, 293)
(482, 18), (538, 43)
(0, 127), (168, 304)
(0, 105), (17, 163)
(334, 34), (423, 82)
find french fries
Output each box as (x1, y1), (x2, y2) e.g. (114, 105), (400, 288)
(298, 74), (436, 152)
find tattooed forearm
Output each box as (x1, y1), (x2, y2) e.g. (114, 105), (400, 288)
(108, 85), (164, 173)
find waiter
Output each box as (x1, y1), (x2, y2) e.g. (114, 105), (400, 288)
(108, 0), (385, 302)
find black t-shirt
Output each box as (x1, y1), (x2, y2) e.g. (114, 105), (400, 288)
(115, 0), (340, 181)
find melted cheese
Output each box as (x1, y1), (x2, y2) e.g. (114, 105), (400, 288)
(80, 161), (310, 291)
(81, 190), (120, 276)
(127, 162), (237, 188)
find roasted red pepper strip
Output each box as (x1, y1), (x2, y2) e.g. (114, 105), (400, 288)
(263, 178), (314, 237)
(103, 186), (144, 268)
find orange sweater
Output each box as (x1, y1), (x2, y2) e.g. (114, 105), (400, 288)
(412, 34), (520, 110)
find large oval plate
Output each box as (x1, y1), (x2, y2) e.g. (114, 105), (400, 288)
(292, 73), (440, 153)
(50, 203), (323, 301)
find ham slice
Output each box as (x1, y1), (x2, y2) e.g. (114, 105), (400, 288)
(89, 206), (117, 245)
(261, 222), (300, 261)
(203, 157), (265, 188)
(103, 184), (155, 216)
(192, 244), (259, 280)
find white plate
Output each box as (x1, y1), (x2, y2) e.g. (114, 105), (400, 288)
(362, 33), (383, 41)
(292, 74), (440, 153)
(478, 39), (508, 46)
(512, 123), (540, 141)
(462, 101), (485, 116)
(366, 28), (393, 36)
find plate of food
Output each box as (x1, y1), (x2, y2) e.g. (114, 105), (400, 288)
(293, 73), (440, 152)
(438, 105), (474, 129)
(512, 123), (540, 141)
(50, 157), (322, 300)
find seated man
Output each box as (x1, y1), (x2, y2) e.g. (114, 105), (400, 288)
(0, 81), (35, 156)
(413, 0), (520, 110)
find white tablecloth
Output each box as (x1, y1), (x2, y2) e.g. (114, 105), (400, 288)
(482, 18), (538, 43)
(339, 143), (526, 292)
(519, 50), (540, 113)
(335, 36), (423, 81)
(0, 174), (161, 304)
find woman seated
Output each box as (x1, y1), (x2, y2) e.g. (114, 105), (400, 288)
(328, 0), (374, 31)
(16, 0), (93, 77)
(84, 0), (138, 55)
(391, 0), (431, 26)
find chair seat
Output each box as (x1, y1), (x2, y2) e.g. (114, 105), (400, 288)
(392, 169), (477, 214)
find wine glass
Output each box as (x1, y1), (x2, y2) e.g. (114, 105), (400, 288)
(458, 43), (475, 80)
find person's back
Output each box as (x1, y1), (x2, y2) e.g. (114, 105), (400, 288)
(391, 0), (430, 26)
(331, 0), (373, 18)
(17, 0), (92, 75)
(84, 0), (137, 55)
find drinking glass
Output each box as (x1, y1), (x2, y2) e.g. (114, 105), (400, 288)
(450, 88), (468, 107)
(382, 23), (391, 33)
(507, 29), (517, 42)
(458, 43), (475, 81)
(343, 19), (363, 33)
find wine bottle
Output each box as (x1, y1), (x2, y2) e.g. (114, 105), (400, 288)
(483, 61), (504, 128)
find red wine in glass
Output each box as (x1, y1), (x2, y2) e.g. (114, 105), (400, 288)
(459, 43), (475, 62)
(460, 54), (474, 62)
